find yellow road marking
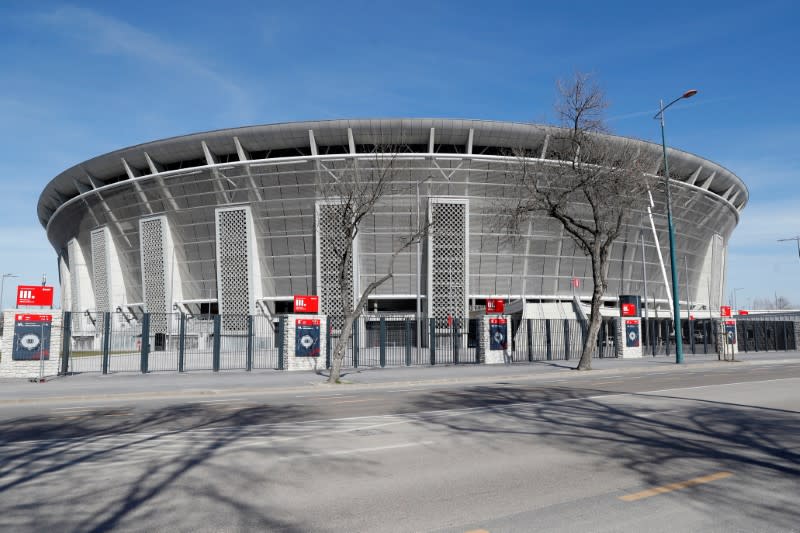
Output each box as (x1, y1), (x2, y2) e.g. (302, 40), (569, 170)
(619, 471), (733, 502)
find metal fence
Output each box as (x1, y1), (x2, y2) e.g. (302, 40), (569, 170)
(57, 311), (799, 375)
(62, 312), (282, 374)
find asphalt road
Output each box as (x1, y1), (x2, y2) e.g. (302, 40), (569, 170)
(1, 361), (798, 532)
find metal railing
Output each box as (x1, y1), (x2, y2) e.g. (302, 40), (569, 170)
(57, 311), (799, 375)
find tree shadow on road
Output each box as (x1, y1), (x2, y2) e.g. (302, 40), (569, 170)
(406, 384), (800, 530)
(0, 402), (337, 532)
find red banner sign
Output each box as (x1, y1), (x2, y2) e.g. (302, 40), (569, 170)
(16, 286), (54, 307)
(738, 310), (749, 315)
(14, 314), (52, 322)
(293, 295), (319, 314)
(571, 277), (580, 288)
(485, 299), (505, 314)
(625, 319), (639, 326)
(621, 303), (637, 317)
(725, 320), (736, 326)
(720, 305), (731, 317)
(489, 318), (507, 325)
(297, 318), (320, 326)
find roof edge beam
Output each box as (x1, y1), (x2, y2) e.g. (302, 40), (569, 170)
(347, 128), (356, 155)
(233, 136), (250, 161)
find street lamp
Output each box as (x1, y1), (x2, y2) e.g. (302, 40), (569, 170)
(654, 88), (697, 364)
(0, 273), (19, 312)
(416, 175), (434, 354)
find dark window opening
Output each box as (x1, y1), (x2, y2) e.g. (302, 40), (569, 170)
(319, 145), (350, 155)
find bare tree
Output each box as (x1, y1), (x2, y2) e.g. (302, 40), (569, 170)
(506, 72), (656, 370)
(752, 295), (794, 310)
(316, 148), (427, 383)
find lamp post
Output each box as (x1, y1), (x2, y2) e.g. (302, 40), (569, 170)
(0, 273), (18, 312)
(654, 88), (697, 364)
(416, 175), (433, 355)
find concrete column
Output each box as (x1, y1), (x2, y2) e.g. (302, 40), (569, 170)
(284, 314), (328, 371)
(0, 310), (63, 379)
(480, 314), (510, 364)
(617, 318), (643, 359)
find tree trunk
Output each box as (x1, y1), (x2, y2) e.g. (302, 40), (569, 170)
(328, 313), (357, 383)
(576, 245), (610, 370)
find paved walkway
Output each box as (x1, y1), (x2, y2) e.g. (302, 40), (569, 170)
(0, 351), (797, 404)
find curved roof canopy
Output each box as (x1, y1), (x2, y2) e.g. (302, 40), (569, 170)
(38, 118), (748, 228)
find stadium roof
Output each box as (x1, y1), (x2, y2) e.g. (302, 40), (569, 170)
(38, 118), (748, 228)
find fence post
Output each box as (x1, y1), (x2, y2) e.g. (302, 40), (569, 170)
(527, 319), (534, 362)
(564, 319), (571, 360)
(60, 311), (72, 375)
(782, 321), (788, 351)
(140, 313), (150, 374)
(353, 318), (359, 368)
(453, 318), (459, 365)
(429, 317), (436, 365)
(545, 319), (552, 361)
(405, 319), (412, 366)
(278, 317), (285, 370)
(212, 315), (221, 372)
(246, 315), (253, 371)
(101, 312), (111, 374)
(178, 313), (186, 372)
(325, 322), (331, 369)
(379, 317), (387, 368)
(665, 320), (671, 357)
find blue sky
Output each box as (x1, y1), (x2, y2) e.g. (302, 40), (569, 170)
(1, 0), (798, 310)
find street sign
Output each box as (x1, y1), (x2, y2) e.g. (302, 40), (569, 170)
(485, 299), (505, 314)
(621, 303), (637, 317)
(16, 285), (54, 307)
(293, 295), (319, 313)
(720, 305), (731, 317)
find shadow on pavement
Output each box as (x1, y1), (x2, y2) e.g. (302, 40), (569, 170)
(0, 403), (326, 532)
(407, 384), (800, 530)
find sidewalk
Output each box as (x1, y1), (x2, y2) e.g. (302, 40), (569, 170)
(0, 351), (797, 404)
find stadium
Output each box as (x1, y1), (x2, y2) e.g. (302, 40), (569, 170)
(36, 119), (747, 368)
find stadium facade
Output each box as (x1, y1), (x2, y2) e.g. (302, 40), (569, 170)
(38, 119), (746, 331)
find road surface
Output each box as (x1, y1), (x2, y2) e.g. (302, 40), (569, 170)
(0, 361), (798, 532)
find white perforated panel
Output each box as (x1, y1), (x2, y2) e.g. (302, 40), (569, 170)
(90, 228), (109, 312)
(316, 202), (355, 318)
(428, 199), (468, 319)
(216, 207), (251, 331)
(140, 217), (168, 333)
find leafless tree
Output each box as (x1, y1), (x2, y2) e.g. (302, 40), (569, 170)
(316, 148), (428, 383)
(752, 295), (794, 310)
(506, 72), (657, 370)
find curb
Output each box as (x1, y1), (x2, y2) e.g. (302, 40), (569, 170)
(0, 356), (797, 406)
